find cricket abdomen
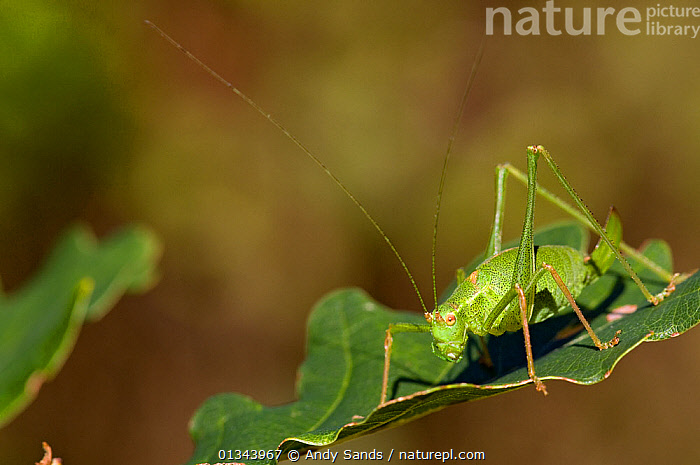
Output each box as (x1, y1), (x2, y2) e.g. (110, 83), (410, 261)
(529, 245), (588, 324)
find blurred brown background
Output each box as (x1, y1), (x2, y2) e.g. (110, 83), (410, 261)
(1, 1), (699, 463)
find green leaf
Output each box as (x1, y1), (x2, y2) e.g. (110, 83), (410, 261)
(0, 224), (161, 427)
(186, 223), (699, 465)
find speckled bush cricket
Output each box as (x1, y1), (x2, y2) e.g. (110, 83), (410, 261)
(146, 22), (682, 405)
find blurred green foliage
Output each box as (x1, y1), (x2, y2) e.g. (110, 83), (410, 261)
(0, 224), (160, 428)
(0, 0), (135, 283)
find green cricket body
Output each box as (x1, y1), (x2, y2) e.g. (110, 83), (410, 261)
(376, 145), (642, 401)
(425, 145), (626, 368)
(423, 144), (627, 367)
(430, 245), (592, 362)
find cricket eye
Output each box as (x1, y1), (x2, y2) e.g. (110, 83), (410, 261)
(445, 313), (456, 326)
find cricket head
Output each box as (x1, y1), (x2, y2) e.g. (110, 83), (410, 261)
(426, 302), (469, 363)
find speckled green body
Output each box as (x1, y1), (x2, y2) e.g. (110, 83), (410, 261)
(428, 244), (602, 361)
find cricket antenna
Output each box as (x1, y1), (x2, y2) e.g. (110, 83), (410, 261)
(430, 35), (486, 308)
(431, 35), (486, 307)
(145, 20), (431, 313)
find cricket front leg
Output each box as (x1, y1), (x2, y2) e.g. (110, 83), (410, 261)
(381, 322), (431, 405)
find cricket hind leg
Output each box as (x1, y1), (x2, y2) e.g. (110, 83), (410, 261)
(653, 271), (685, 302)
(502, 146), (681, 304)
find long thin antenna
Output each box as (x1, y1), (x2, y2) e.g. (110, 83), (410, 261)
(430, 36), (486, 308)
(145, 20), (430, 312)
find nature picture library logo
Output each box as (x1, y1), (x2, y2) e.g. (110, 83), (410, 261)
(486, 1), (700, 38)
